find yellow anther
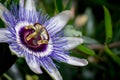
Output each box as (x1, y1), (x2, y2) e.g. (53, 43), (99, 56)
(34, 24), (43, 33)
(26, 32), (37, 41)
(37, 40), (48, 44)
(25, 25), (35, 30)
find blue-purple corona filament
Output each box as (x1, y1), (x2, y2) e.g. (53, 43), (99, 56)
(0, 0), (88, 80)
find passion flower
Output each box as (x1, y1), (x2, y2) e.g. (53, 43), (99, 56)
(0, 0), (88, 80)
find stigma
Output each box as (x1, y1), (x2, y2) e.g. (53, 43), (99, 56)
(25, 23), (49, 45)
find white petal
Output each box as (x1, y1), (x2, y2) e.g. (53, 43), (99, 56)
(0, 28), (10, 42)
(19, 0), (24, 7)
(44, 67), (63, 80)
(41, 58), (63, 80)
(46, 10), (72, 35)
(25, 57), (43, 74)
(66, 56), (88, 66)
(25, 0), (36, 11)
(0, 3), (9, 23)
(9, 44), (24, 57)
(63, 37), (83, 50)
(51, 53), (88, 66)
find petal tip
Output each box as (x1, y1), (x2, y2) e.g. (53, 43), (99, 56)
(80, 59), (88, 66)
(67, 56), (88, 66)
(61, 10), (72, 18)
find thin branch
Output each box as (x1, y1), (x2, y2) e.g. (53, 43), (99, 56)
(3, 74), (12, 80)
(109, 42), (120, 48)
(88, 41), (120, 50)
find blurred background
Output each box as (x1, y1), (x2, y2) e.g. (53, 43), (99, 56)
(0, 0), (120, 80)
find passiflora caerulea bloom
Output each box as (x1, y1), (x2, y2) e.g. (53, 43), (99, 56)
(0, 0), (88, 80)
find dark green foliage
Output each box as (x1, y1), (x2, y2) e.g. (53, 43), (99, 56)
(0, 43), (17, 76)
(0, 0), (120, 80)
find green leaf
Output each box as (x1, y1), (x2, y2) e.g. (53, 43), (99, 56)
(0, 0), (8, 4)
(64, 25), (82, 37)
(85, 8), (95, 36)
(4, 0), (11, 6)
(0, 19), (5, 28)
(82, 36), (100, 44)
(103, 6), (113, 43)
(65, 0), (72, 10)
(105, 44), (120, 66)
(77, 45), (96, 56)
(54, 0), (63, 13)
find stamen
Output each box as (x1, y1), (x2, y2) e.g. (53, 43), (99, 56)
(37, 40), (48, 44)
(25, 25), (35, 30)
(26, 32), (37, 41)
(35, 24), (43, 35)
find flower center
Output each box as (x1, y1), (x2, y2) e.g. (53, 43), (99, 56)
(25, 23), (49, 45)
(19, 23), (49, 52)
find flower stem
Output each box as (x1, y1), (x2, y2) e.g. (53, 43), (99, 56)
(3, 73), (12, 80)
(105, 44), (120, 66)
